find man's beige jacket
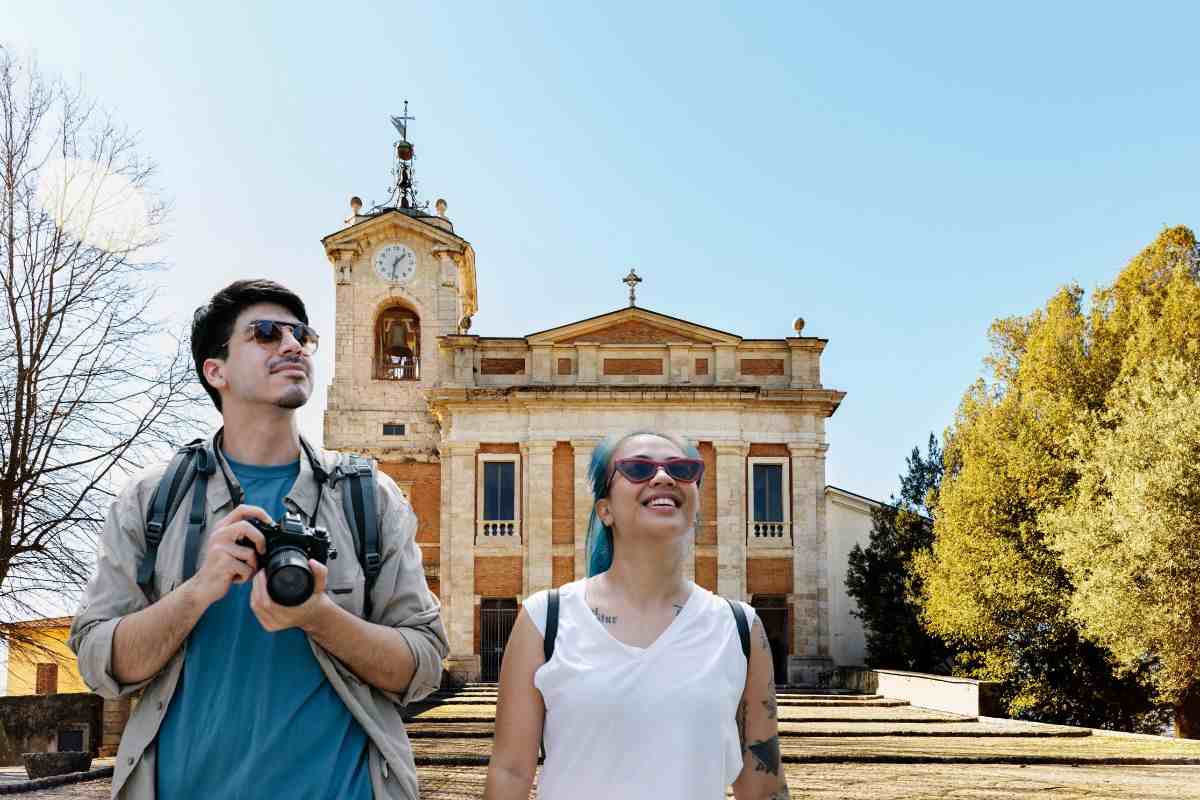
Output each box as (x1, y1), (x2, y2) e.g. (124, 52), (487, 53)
(68, 440), (449, 799)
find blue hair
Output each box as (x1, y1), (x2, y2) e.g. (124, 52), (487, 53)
(584, 431), (702, 576)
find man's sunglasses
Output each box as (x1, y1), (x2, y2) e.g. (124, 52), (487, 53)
(239, 320), (320, 355)
(610, 458), (705, 486)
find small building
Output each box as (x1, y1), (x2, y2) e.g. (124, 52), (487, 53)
(2, 618), (129, 761)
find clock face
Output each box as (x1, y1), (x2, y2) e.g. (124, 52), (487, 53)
(374, 244), (417, 283)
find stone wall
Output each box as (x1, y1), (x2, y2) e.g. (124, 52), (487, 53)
(0, 693), (104, 766)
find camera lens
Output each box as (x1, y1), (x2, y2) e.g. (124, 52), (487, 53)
(266, 547), (314, 607)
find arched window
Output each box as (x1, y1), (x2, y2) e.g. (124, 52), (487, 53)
(375, 306), (421, 380)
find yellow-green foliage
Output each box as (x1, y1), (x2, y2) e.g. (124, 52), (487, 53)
(916, 226), (1200, 719)
(1043, 358), (1200, 705)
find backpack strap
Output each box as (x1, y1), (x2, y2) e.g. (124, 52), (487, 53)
(539, 588), (560, 762)
(180, 444), (216, 583)
(338, 454), (380, 619)
(543, 588), (560, 663)
(137, 439), (209, 597)
(726, 597), (751, 661)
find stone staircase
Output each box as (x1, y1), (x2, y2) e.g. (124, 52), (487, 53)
(404, 684), (1200, 766)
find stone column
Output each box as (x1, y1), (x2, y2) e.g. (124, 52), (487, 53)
(524, 440), (556, 594)
(444, 442), (479, 682)
(572, 438), (600, 579)
(714, 441), (748, 600)
(788, 441), (833, 685)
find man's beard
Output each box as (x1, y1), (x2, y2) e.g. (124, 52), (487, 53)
(275, 385), (309, 409)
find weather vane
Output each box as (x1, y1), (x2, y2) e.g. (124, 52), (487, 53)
(623, 268), (642, 307)
(378, 100), (425, 212)
(391, 102), (415, 141)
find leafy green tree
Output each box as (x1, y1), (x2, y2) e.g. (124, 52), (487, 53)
(1043, 357), (1200, 737)
(915, 226), (1199, 734)
(846, 435), (954, 672)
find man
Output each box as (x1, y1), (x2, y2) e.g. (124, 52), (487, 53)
(69, 279), (448, 799)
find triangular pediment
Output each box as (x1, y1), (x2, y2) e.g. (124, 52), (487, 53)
(321, 208), (466, 257)
(526, 307), (742, 346)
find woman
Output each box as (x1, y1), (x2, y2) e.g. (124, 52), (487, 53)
(484, 432), (789, 800)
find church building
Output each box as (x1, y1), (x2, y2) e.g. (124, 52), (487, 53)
(320, 115), (876, 685)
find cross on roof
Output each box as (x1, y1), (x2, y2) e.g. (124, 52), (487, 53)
(391, 101), (415, 140)
(622, 269), (642, 307)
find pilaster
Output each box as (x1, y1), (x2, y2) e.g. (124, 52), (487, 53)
(444, 442), (479, 681)
(668, 343), (692, 384)
(576, 344), (598, 384)
(524, 440), (556, 594)
(714, 441), (748, 600)
(788, 441), (832, 685)
(530, 345), (553, 384)
(714, 344), (737, 384)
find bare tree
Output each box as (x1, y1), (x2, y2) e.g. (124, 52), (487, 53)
(0, 48), (199, 650)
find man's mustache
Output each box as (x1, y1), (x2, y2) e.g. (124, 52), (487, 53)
(269, 356), (310, 374)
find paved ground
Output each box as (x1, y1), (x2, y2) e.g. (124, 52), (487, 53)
(13, 687), (1200, 797)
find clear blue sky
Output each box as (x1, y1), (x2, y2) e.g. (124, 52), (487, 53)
(7, 2), (1199, 503)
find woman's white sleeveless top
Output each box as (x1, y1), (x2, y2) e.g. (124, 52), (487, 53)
(523, 578), (754, 800)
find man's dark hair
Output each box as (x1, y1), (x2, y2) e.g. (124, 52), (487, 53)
(191, 279), (309, 411)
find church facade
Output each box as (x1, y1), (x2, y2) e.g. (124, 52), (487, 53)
(320, 143), (875, 685)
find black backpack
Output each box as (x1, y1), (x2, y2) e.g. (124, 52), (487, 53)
(137, 434), (383, 618)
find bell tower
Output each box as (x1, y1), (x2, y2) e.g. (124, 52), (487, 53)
(321, 105), (477, 459)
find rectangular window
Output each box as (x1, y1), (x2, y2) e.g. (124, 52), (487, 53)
(753, 464), (784, 522)
(483, 461), (515, 521)
(35, 663), (58, 695)
(382, 423), (405, 436)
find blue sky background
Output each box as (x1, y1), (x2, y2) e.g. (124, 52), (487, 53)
(6, 2), (1199, 504)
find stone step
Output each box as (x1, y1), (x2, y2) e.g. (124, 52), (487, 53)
(404, 721), (1087, 740)
(772, 700), (902, 705)
(408, 735), (1200, 766)
(413, 763), (1200, 799)
(779, 705), (970, 722)
(777, 693), (883, 699)
(407, 703), (965, 725)
(776, 722), (1090, 738)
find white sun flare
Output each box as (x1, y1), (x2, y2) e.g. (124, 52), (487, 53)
(36, 158), (151, 252)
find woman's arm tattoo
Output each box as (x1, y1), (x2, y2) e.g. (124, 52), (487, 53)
(747, 735), (781, 776)
(763, 694), (777, 720)
(736, 699), (748, 751)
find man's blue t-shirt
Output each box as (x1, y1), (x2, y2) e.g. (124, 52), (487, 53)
(156, 455), (373, 799)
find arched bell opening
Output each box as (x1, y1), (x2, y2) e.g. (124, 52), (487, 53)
(375, 305), (421, 381)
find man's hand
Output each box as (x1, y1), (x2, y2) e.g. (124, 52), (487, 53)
(184, 505), (269, 609)
(250, 559), (336, 633)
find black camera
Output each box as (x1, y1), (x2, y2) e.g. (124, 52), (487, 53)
(239, 512), (337, 607)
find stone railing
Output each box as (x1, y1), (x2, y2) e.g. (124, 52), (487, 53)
(374, 356), (421, 381)
(749, 520), (787, 539)
(477, 520), (517, 539)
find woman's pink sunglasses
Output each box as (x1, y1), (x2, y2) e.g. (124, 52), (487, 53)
(610, 458), (705, 486)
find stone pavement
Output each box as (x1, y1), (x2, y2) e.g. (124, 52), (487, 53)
(14, 686), (1200, 797)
